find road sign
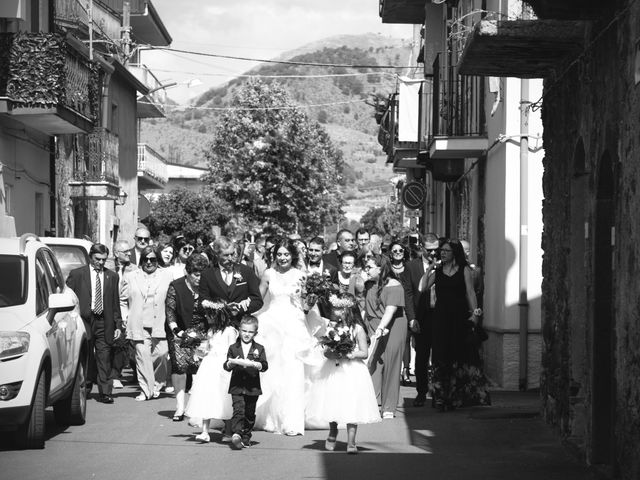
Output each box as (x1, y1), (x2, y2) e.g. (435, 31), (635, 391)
(401, 181), (427, 210)
(405, 209), (420, 218)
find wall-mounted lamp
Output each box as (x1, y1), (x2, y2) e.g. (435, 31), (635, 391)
(117, 188), (128, 206)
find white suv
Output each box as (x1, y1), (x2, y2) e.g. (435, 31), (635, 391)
(0, 234), (88, 449)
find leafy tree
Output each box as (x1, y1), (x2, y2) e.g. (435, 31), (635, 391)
(144, 187), (234, 240)
(360, 203), (404, 237)
(202, 79), (344, 236)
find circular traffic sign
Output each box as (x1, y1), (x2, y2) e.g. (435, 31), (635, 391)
(401, 181), (427, 210)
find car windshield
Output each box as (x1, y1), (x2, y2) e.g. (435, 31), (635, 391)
(48, 244), (88, 280)
(0, 255), (27, 307)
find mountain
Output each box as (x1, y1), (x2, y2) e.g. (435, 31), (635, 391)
(140, 33), (414, 205)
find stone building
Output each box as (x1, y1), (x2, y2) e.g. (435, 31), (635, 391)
(455, 0), (640, 476)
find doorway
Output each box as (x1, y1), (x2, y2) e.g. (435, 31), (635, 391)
(591, 152), (615, 467)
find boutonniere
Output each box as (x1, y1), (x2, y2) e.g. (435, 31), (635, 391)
(323, 269), (331, 277)
(253, 348), (260, 357)
(233, 272), (243, 282)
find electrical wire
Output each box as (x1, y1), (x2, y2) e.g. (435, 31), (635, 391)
(151, 67), (398, 80)
(147, 46), (415, 69)
(139, 98), (370, 111)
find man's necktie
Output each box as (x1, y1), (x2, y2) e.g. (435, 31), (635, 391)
(309, 262), (321, 268)
(94, 271), (103, 315)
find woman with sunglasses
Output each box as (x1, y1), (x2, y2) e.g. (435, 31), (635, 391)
(364, 255), (406, 419)
(386, 240), (412, 386)
(120, 246), (174, 401)
(418, 238), (488, 411)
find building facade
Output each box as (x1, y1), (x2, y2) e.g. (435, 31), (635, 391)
(378, 0), (544, 390)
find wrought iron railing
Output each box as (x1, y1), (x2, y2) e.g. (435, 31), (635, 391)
(137, 143), (168, 184)
(0, 32), (98, 121)
(55, 0), (122, 42)
(73, 127), (119, 184)
(431, 53), (485, 139)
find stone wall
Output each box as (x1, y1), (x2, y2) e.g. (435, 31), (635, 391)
(539, 5), (640, 477)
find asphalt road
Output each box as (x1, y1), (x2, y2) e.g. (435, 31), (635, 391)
(0, 375), (602, 480)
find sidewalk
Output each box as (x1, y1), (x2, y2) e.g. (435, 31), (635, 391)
(339, 383), (604, 480)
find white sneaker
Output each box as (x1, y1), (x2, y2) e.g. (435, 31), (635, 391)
(164, 386), (175, 394)
(382, 411), (395, 419)
(112, 379), (123, 389)
(195, 432), (210, 443)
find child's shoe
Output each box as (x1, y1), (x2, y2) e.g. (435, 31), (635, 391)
(195, 432), (210, 443)
(231, 433), (244, 450)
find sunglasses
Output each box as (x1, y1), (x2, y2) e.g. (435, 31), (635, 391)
(143, 257), (158, 263)
(181, 246), (194, 252)
(136, 236), (150, 242)
(391, 249), (405, 254)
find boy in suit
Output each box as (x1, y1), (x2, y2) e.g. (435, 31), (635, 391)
(224, 315), (268, 449)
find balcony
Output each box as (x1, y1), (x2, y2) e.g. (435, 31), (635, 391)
(55, 0), (123, 43)
(98, 0), (172, 46)
(0, 32), (98, 135)
(378, 0), (426, 24)
(127, 64), (166, 118)
(458, 19), (585, 78)
(69, 128), (120, 200)
(137, 143), (168, 190)
(423, 54), (486, 180)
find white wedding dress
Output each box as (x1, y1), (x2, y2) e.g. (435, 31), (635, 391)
(255, 267), (315, 435)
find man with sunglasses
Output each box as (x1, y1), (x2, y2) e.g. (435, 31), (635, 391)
(128, 226), (151, 267)
(401, 233), (440, 407)
(67, 243), (123, 404)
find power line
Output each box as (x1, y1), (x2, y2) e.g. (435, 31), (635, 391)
(152, 67), (398, 80)
(139, 98), (370, 111)
(147, 46), (414, 69)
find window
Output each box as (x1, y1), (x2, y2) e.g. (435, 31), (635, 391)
(0, 255), (27, 308)
(42, 250), (64, 294)
(35, 256), (49, 316)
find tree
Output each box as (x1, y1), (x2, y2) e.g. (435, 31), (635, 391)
(202, 79), (345, 236)
(144, 187), (235, 240)
(360, 203), (404, 237)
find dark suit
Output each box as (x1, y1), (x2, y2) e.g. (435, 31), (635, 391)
(224, 339), (268, 442)
(402, 257), (434, 398)
(199, 263), (263, 327)
(66, 266), (122, 395)
(322, 251), (340, 269)
(127, 247), (140, 268)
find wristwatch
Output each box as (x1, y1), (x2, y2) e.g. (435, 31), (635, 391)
(473, 308), (483, 317)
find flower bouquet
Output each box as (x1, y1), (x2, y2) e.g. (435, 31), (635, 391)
(175, 327), (207, 373)
(302, 271), (337, 313)
(318, 322), (355, 365)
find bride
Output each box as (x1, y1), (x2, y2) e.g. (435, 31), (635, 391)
(255, 237), (314, 435)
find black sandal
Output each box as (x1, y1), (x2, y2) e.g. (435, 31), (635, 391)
(172, 413), (184, 422)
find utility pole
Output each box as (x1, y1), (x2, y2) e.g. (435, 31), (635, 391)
(121, 1), (132, 62)
(87, 0), (93, 60)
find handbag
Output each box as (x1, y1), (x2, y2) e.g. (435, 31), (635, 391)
(174, 327), (207, 373)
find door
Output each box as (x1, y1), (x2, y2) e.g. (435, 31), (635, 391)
(35, 254), (62, 392)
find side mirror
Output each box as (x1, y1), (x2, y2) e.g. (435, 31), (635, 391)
(49, 292), (76, 313)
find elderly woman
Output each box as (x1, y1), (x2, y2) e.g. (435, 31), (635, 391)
(165, 253), (209, 420)
(121, 246), (174, 401)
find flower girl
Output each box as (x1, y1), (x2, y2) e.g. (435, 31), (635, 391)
(306, 293), (381, 454)
(185, 301), (238, 443)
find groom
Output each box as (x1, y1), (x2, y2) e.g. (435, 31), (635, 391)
(199, 236), (263, 327)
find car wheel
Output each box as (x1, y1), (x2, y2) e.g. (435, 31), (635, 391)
(54, 358), (87, 426)
(15, 373), (46, 449)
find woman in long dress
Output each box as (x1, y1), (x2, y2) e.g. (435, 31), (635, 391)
(419, 238), (489, 410)
(255, 237), (313, 435)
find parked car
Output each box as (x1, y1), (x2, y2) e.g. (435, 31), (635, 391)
(41, 237), (92, 281)
(0, 234), (88, 449)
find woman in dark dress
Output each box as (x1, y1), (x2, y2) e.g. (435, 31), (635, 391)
(165, 254), (209, 421)
(419, 238), (488, 410)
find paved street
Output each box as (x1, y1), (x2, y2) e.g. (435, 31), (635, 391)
(0, 375), (602, 480)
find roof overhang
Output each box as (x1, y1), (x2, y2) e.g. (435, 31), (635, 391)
(379, 0), (426, 24)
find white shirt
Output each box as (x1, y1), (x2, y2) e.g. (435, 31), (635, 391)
(90, 268), (105, 312)
(307, 260), (324, 275)
(241, 341), (252, 358)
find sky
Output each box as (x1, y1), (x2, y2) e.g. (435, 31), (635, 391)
(141, 0), (415, 104)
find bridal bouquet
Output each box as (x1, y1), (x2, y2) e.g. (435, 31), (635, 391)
(301, 271), (336, 313)
(318, 322), (355, 365)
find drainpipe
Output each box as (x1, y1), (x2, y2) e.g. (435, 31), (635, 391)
(518, 77), (530, 391)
